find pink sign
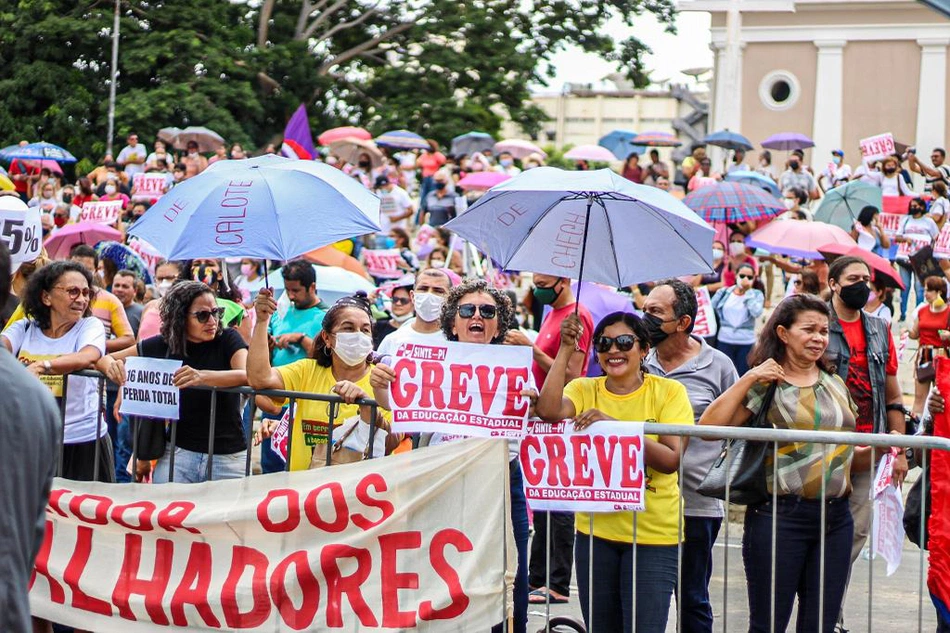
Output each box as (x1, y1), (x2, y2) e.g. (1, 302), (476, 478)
(131, 173), (168, 201)
(79, 200), (123, 225)
(363, 248), (405, 279)
(860, 133), (896, 163)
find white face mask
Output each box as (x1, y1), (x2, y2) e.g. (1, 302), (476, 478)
(104, 184), (117, 195)
(156, 280), (173, 297)
(413, 292), (445, 323)
(729, 242), (746, 257)
(711, 248), (724, 260)
(332, 332), (373, 366)
(783, 198), (796, 210)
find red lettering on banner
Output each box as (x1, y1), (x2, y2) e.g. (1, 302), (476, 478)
(594, 435), (619, 486)
(63, 525), (112, 616)
(380, 531), (422, 628)
(474, 366), (505, 415)
(522, 436), (544, 485)
(502, 367), (530, 417)
(620, 436), (644, 488)
(448, 363), (474, 411)
(391, 358), (417, 407)
(258, 489), (300, 533)
(221, 545), (270, 628)
(68, 493), (111, 525)
(304, 483), (349, 533)
(321, 544), (378, 627)
(419, 529), (472, 620)
(47, 488), (71, 518)
(110, 501), (157, 531)
(543, 435), (570, 485)
(270, 551), (320, 630)
(570, 435), (595, 486)
(352, 473), (395, 530)
(30, 520), (65, 602)
(170, 542), (220, 627)
(157, 501), (200, 534)
(419, 361), (447, 408)
(112, 534), (173, 624)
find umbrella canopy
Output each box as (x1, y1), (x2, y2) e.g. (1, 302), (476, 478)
(703, 130), (754, 152)
(265, 263), (376, 305)
(94, 241), (154, 284)
(157, 127), (181, 145)
(761, 132), (815, 151)
(683, 181), (785, 223)
(3, 153), (64, 174)
(457, 172), (511, 191)
(563, 145), (618, 162)
(443, 167), (714, 288)
(328, 138), (384, 168)
(745, 220), (854, 260)
(631, 131), (682, 147)
(0, 142), (77, 163)
(170, 126), (225, 152)
(451, 131), (495, 156)
(303, 245), (371, 279)
(493, 139), (547, 160)
(44, 222), (123, 260)
(317, 127), (371, 146)
(812, 180), (884, 232)
(597, 130), (648, 160)
(128, 155), (380, 261)
(723, 170), (781, 198)
(375, 130), (429, 150)
(815, 242), (904, 289)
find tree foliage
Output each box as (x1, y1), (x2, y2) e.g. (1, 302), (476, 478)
(0, 0), (675, 159)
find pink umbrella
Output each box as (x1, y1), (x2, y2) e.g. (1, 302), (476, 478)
(317, 126), (371, 146)
(493, 139), (547, 160)
(745, 220), (855, 260)
(458, 171), (511, 191)
(563, 145), (618, 162)
(44, 222), (123, 260)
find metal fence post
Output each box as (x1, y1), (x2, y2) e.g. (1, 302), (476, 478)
(818, 444), (828, 633)
(205, 389), (218, 482)
(770, 440), (778, 633)
(285, 398), (296, 472)
(167, 420), (178, 483)
(325, 401), (339, 466)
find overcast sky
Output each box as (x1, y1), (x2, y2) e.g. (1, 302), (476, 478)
(542, 11), (713, 92)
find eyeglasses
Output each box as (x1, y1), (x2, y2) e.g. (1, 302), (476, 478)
(190, 307), (226, 323)
(594, 334), (638, 353)
(391, 297), (411, 306)
(54, 286), (90, 300)
(457, 303), (497, 319)
(738, 274), (754, 280)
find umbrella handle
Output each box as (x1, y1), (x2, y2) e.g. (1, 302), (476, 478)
(574, 196), (594, 316)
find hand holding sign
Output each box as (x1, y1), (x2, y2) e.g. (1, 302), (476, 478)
(573, 408), (615, 431)
(119, 357), (183, 420)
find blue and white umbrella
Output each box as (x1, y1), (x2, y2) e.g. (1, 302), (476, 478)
(0, 141), (77, 163)
(444, 167), (714, 288)
(375, 130), (429, 150)
(597, 130), (648, 160)
(128, 155), (380, 261)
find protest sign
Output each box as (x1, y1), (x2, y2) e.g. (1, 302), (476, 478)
(389, 340), (532, 438)
(363, 248), (405, 279)
(878, 213), (904, 239)
(131, 173), (168, 201)
(897, 236), (931, 259)
(29, 439), (513, 632)
(118, 357), (183, 420)
(692, 286), (718, 338)
(860, 133), (896, 163)
(883, 196), (912, 216)
(898, 330), (910, 363)
(871, 451), (904, 576)
(520, 419), (646, 512)
(127, 237), (163, 274)
(270, 407), (292, 463)
(80, 200), (123, 225)
(0, 197), (42, 267)
(935, 225), (950, 258)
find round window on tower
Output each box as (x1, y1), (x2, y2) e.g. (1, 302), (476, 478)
(759, 70), (800, 111)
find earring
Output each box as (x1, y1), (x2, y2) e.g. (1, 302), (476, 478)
(323, 346), (332, 357)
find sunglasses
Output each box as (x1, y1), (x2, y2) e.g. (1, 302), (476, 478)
(190, 307), (226, 323)
(54, 286), (90, 300)
(391, 297), (411, 306)
(457, 303), (497, 319)
(595, 334), (638, 353)
(738, 274), (754, 280)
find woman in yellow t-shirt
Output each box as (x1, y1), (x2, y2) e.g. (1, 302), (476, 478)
(536, 311), (693, 633)
(248, 290), (391, 471)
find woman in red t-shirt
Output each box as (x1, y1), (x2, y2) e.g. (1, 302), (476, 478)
(908, 275), (950, 414)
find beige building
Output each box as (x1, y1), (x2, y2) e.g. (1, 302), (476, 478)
(500, 85), (709, 151)
(682, 0), (950, 169)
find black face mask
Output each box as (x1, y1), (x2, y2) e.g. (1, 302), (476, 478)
(358, 160), (371, 168)
(641, 313), (670, 346)
(789, 160), (800, 170)
(62, 193), (73, 204)
(911, 206), (925, 216)
(838, 281), (871, 310)
(434, 181), (447, 190)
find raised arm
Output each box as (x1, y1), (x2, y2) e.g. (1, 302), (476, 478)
(535, 314), (582, 421)
(247, 289), (286, 391)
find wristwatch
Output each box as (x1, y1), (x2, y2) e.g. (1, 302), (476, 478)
(42, 360), (52, 374)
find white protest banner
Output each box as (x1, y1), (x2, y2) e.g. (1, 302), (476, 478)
(29, 439), (513, 633)
(80, 200), (123, 225)
(131, 173), (168, 201)
(873, 451), (897, 498)
(363, 248), (405, 279)
(118, 357), (183, 420)
(692, 286), (718, 338)
(878, 213), (904, 239)
(269, 407), (292, 463)
(897, 236), (931, 259)
(871, 485), (904, 576)
(389, 340), (532, 438)
(898, 330), (910, 363)
(860, 133), (896, 164)
(520, 419), (646, 512)
(127, 237), (163, 274)
(0, 197), (42, 267)
(935, 224), (950, 258)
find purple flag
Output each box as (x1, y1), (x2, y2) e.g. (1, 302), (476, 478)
(281, 104), (315, 160)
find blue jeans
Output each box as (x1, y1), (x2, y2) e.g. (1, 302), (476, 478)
(114, 415), (133, 483)
(678, 516), (722, 633)
(574, 534), (678, 633)
(743, 496), (853, 633)
(716, 341), (753, 376)
(152, 446), (247, 483)
(900, 265), (924, 319)
(492, 460), (529, 633)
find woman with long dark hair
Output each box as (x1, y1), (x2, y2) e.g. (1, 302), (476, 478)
(96, 281), (248, 483)
(850, 205), (891, 255)
(701, 294), (857, 632)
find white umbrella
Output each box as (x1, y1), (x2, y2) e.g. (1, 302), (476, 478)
(266, 264), (376, 307)
(563, 145), (618, 162)
(328, 138), (384, 168)
(493, 139), (547, 160)
(444, 167), (714, 289)
(171, 126), (225, 152)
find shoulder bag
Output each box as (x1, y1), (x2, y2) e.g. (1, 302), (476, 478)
(309, 416), (371, 469)
(697, 381), (778, 506)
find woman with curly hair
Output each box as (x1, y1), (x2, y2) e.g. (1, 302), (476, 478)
(96, 281), (248, 483)
(370, 278), (529, 633)
(248, 290), (396, 471)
